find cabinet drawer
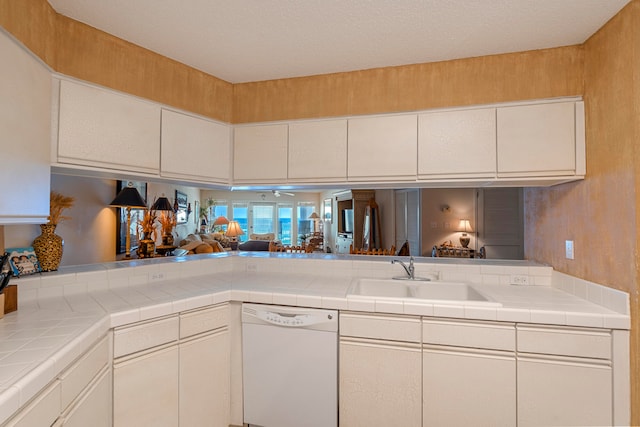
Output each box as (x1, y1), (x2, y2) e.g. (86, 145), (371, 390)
(180, 304), (229, 339)
(423, 318), (515, 351)
(114, 315), (179, 358)
(517, 325), (611, 359)
(340, 313), (421, 343)
(59, 334), (110, 409)
(4, 381), (61, 427)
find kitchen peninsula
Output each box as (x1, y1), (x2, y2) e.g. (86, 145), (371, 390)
(0, 253), (629, 426)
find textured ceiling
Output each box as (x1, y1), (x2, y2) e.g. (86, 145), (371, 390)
(47, 0), (630, 83)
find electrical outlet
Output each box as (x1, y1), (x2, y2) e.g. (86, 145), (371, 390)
(510, 275), (529, 285)
(150, 272), (165, 281)
(565, 240), (574, 260)
(246, 263), (258, 272)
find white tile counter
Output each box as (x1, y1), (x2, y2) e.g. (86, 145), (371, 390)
(0, 252), (630, 424)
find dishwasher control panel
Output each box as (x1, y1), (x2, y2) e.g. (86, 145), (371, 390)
(242, 303), (338, 332)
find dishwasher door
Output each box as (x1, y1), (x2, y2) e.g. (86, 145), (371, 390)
(242, 303), (338, 427)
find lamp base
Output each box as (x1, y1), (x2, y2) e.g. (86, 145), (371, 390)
(229, 241), (239, 250)
(459, 234), (470, 248)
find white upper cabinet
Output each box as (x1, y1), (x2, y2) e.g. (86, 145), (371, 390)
(0, 31), (51, 224)
(288, 119), (347, 182)
(418, 108), (497, 180)
(160, 109), (230, 184)
(497, 101), (581, 177)
(57, 80), (161, 174)
(233, 124), (288, 183)
(347, 114), (418, 181)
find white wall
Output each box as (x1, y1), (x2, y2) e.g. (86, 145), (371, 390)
(421, 188), (477, 253)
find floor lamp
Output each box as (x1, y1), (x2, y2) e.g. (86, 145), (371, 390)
(110, 184), (147, 258)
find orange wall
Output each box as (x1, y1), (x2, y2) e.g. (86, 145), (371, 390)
(232, 47), (583, 123)
(0, 0), (233, 122)
(524, 0), (639, 422)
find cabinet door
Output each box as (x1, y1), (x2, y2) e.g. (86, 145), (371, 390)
(340, 338), (421, 427)
(518, 355), (612, 426)
(418, 108), (496, 179)
(0, 32), (51, 224)
(497, 101), (577, 176)
(57, 80), (161, 174)
(179, 330), (230, 427)
(288, 119), (347, 182)
(61, 368), (111, 427)
(423, 346), (516, 426)
(161, 109), (230, 183)
(113, 346), (179, 427)
(233, 124), (288, 182)
(347, 114), (417, 181)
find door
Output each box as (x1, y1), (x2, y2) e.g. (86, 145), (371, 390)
(477, 188), (524, 259)
(518, 355), (612, 426)
(113, 346), (179, 427)
(423, 346), (516, 426)
(395, 189), (420, 256)
(180, 330), (230, 427)
(340, 338), (421, 427)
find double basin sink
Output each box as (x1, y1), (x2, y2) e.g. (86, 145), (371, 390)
(348, 278), (501, 307)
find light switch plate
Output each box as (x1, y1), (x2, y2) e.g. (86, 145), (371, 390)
(565, 240), (574, 259)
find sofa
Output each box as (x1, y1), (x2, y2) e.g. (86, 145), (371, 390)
(178, 233), (230, 254)
(238, 233), (276, 251)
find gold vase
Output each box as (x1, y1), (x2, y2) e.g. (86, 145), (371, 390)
(33, 224), (64, 271)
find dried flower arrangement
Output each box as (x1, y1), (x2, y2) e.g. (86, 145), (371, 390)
(137, 209), (158, 241)
(158, 211), (177, 236)
(48, 191), (75, 225)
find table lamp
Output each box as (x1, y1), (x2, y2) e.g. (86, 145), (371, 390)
(458, 219), (473, 248)
(151, 195), (176, 245)
(110, 184), (147, 258)
(213, 215), (229, 232)
(225, 220), (244, 250)
(309, 212), (320, 233)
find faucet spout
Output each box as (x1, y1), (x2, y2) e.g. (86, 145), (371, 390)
(391, 256), (415, 279)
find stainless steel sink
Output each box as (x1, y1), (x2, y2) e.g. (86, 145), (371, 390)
(348, 278), (501, 306)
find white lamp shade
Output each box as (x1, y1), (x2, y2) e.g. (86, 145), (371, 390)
(225, 220), (244, 238)
(458, 219), (473, 233)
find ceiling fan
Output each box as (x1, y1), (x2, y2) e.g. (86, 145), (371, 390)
(272, 190), (295, 197)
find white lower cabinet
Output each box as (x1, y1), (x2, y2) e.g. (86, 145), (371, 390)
(516, 325), (613, 426)
(422, 318), (516, 427)
(339, 313), (422, 427)
(112, 304), (230, 427)
(179, 329), (230, 427)
(113, 345), (180, 427)
(423, 347), (516, 426)
(60, 368), (111, 427)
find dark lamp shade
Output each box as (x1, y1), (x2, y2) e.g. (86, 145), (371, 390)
(151, 197), (174, 211)
(109, 187), (147, 208)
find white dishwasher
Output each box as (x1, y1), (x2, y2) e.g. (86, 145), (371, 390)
(242, 303), (338, 427)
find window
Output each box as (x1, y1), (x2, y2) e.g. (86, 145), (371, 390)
(232, 203), (249, 242)
(251, 204), (275, 234)
(297, 202), (316, 244)
(278, 204), (293, 245)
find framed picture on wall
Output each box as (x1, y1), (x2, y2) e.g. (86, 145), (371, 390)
(175, 190), (188, 224)
(115, 180), (147, 255)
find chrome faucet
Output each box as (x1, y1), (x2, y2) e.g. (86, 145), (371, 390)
(392, 256), (415, 280)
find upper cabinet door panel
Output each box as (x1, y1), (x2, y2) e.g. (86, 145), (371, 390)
(161, 109), (230, 184)
(497, 102), (576, 176)
(57, 80), (161, 174)
(288, 119), (347, 182)
(233, 124), (288, 182)
(347, 114), (417, 181)
(418, 108), (496, 179)
(0, 32), (51, 224)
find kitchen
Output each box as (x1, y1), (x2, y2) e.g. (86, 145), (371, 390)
(0, 1), (638, 426)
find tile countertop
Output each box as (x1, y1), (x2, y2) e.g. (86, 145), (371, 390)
(0, 252), (630, 423)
